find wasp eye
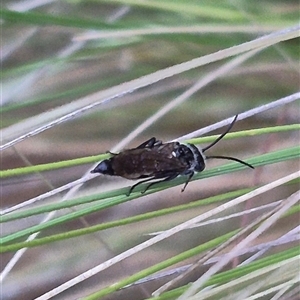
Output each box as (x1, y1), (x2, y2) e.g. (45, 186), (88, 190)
(91, 160), (114, 175)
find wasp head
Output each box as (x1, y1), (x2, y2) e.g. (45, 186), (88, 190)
(174, 143), (206, 173)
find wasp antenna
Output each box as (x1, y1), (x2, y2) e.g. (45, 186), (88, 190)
(202, 115), (238, 152)
(206, 155), (254, 169)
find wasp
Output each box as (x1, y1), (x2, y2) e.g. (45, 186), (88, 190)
(91, 115), (254, 195)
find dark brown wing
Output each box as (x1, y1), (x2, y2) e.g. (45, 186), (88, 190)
(111, 142), (188, 179)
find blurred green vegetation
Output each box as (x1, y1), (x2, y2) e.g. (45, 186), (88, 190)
(1, 1), (299, 300)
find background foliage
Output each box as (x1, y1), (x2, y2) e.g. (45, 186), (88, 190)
(1, 1), (299, 299)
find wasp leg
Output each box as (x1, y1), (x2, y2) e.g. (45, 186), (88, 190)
(127, 172), (178, 196)
(181, 172), (194, 192)
(126, 176), (156, 196)
(136, 137), (162, 149)
(106, 151), (117, 155)
(142, 173), (179, 194)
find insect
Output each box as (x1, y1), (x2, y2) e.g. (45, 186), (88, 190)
(91, 115), (254, 195)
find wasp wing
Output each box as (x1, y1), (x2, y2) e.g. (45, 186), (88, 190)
(111, 142), (187, 179)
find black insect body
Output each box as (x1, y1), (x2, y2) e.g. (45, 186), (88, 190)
(91, 115), (254, 195)
(92, 139), (206, 195)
